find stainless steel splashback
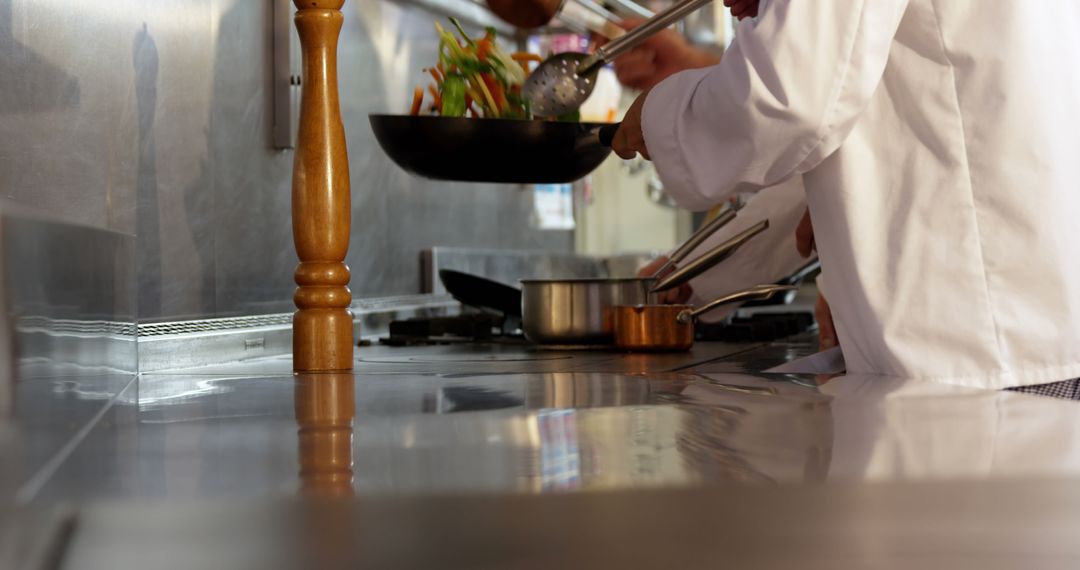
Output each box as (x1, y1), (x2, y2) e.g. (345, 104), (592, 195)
(0, 205), (138, 378)
(0, 0), (573, 323)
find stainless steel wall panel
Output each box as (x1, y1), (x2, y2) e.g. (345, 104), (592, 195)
(1, 0), (139, 232)
(201, 0), (293, 319)
(3, 0), (575, 323)
(0, 207), (138, 377)
(133, 0), (216, 320)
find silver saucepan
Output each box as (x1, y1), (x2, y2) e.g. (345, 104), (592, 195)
(521, 215), (769, 346)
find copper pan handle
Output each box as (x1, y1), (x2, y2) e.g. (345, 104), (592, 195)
(675, 284), (798, 324)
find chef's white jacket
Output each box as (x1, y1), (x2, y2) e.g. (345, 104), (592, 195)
(642, 0), (1080, 388)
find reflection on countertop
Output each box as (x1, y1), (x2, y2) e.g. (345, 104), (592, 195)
(3, 340), (1079, 503)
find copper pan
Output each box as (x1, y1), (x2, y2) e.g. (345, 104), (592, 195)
(612, 284), (797, 352)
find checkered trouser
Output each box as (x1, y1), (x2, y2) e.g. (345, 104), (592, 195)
(1006, 378), (1080, 400)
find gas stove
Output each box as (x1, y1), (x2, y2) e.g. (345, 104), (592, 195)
(379, 310), (813, 347)
(696, 312), (815, 343)
(379, 313), (524, 346)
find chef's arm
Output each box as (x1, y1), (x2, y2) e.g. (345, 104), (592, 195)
(638, 0), (910, 210)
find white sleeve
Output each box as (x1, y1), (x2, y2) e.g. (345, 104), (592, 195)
(641, 0), (910, 211)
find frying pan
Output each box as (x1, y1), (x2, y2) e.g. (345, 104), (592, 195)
(370, 115), (619, 184)
(439, 269), (522, 317)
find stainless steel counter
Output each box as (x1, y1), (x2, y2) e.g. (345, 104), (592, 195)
(12, 478), (1079, 570)
(5, 340), (808, 502)
(3, 338), (1080, 567)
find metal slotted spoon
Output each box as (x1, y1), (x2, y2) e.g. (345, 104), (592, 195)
(523, 0), (715, 117)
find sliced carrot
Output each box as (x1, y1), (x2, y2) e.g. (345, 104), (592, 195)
(476, 39), (493, 61)
(512, 53), (541, 74)
(428, 84), (442, 111)
(481, 74), (506, 112)
(427, 67), (443, 84)
(409, 87), (423, 116)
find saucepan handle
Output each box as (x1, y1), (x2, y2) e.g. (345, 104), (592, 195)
(676, 284), (798, 324)
(659, 209), (737, 269)
(651, 219), (770, 294)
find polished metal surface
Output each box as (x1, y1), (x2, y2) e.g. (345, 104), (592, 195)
(8, 337), (1080, 503)
(2, 0), (572, 323)
(0, 208), (138, 378)
(607, 0), (654, 19)
(4, 373), (137, 504)
(136, 294), (462, 371)
(2, 335), (1080, 568)
(2, 341), (1080, 569)
(165, 340), (756, 376)
(271, 0), (298, 150)
(520, 277), (655, 344)
(32, 479), (1080, 569)
(0, 245), (9, 417)
(13, 362), (829, 501)
(523, 52), (597, 118)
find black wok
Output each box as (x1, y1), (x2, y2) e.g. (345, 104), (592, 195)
(370, 115), (619, 184)
(439, 269), (523, 317)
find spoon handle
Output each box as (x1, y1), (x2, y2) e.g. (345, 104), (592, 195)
(578, 0), (715, 74)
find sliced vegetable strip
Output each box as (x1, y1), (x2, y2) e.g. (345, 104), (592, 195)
(409, 87), (423, 116)
(511, 52), (542, 63)
(440, 73), (467, 117)
(415, 19), (551, 119)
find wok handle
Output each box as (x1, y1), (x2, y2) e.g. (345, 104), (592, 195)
(676, 284), (798, 324)
(597, 123), (621, 147)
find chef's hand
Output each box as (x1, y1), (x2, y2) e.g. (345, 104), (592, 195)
(723, 0), (759, 20)
(638, 256), (693, 304)
(598, 18), (721, 91)
(794, 207), (838, 350)
(612, 89), (650, 160)
(816, 294), (838, 350)
(795, 207), (815, 258)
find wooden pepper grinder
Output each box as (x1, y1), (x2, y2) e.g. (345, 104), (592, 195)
(292, 0), (353, 372)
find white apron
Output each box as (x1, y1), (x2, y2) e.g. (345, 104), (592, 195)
(642, 0), (1080, 388)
